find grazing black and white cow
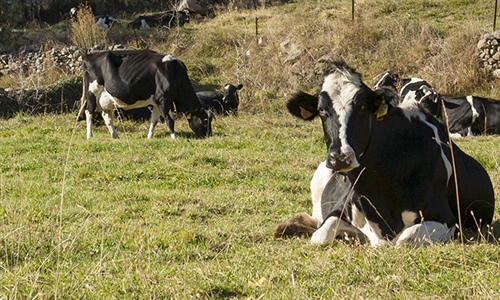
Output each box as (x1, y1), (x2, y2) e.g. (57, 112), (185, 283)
(128, 10), (190, 30)
(284, 61), (494, 246)
(78, 49), (212, 139)
(197, 84), (243, 115)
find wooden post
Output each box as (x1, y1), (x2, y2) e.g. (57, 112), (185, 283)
(494, 0), (498, 31)
(352, 0), (355, 21)
(255, 17), (259, 37)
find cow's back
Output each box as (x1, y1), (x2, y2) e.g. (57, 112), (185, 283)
(448, 144), (495, 228)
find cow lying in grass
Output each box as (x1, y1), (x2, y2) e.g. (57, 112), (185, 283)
(276, 61), (494, 246)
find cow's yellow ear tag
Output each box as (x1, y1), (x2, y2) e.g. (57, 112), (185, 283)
(186, 113), (192, 120)
(375, 102), (388, 120)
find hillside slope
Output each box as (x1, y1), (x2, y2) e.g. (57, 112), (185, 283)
(1, 0), (499, 113)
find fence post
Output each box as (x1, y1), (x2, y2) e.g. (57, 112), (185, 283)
(494, 0), (498, 31)
(352, 0), (355, 21)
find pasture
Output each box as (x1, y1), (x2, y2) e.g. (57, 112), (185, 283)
(0, 112), (499, 298)
(1, 0), (500, 298)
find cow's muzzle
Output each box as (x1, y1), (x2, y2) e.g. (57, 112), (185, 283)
(326, 147), (359, 172)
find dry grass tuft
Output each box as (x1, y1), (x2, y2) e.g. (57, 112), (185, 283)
(70, 4), (107, 49)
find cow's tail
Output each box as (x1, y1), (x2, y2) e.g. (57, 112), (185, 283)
(76, 71), (87, 121)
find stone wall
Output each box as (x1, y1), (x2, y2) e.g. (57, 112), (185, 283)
(0, 76), (82, 118)
(477, 30), (500, 79)
(0, 44), (130, 77)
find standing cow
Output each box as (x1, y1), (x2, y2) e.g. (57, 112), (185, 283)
(78, 49), (213, 139)
(197, 83), (243, 115)
(282, 61), (494, 246)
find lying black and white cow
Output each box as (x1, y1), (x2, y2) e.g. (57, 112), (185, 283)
(197, 84), (243, 115)
(281, 61), (494, 246)
(377, 72), (500, 137)
(128, 10), (190, 30)
(77, 49), (212, 139)
(70, 7), (120, 30)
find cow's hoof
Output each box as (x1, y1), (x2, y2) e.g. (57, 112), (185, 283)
(274, 222), (317, 239)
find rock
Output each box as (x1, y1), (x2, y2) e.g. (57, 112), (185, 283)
(493, 69), (500, 79)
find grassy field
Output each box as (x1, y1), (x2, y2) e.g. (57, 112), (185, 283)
(0, 112), (499, 299)
(1, 0), (500, 298)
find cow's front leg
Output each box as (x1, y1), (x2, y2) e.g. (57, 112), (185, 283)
(101, 111), (118, 138)
(310, 160), (334, 224)
(310, 216), (366, 244)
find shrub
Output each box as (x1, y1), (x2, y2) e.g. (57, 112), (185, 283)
(70, 4), (107, 49)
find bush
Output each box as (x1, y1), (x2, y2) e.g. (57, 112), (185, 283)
(70, 4), (107, 49)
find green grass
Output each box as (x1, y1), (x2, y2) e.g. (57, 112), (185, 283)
(1, 0), (500, 298)
(1, 112), (500, 299)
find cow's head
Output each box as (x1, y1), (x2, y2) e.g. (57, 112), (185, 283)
(374, 71), (399, 91)
(400, 79), (441, 117)
(222, 83), (243, 115)
(187, 108), (213, 138)
(287, 61), (398, 172)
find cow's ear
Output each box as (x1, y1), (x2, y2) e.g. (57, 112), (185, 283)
(287, 91), (319, 121)
(372, 87), (398, 120)
(236, 84), (243, 90)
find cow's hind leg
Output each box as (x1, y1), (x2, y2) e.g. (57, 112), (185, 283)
(163, 109), (176, 139)
(274, 212), (318, 239)
(395, 221), (455, 246)
(102, 111), (119, 138)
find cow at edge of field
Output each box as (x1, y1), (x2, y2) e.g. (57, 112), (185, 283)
(77, 49), (213, 139)
(376, 72), (500, 137)
(128, 10), (190, 30)
(278, 61), (494, 246)
(197, 83), (243, 115)
(70, 7), (120, 30)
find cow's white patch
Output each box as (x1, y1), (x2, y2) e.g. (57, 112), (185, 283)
(396, 221), (455, 246)
(398, 105), (453, 182)
(140, 19), (150, 30)
(399, 78), (425, 96)
(322, 71), (362, 169)
(373, 71), (391, 89)
(421, 119), (453, 182)
(162, 55), (176, 62)
(466, 96), (479, 136)
(310, 160), (334, 224)
(351, 205), (388, 247)
(466, 96), (479, 122)
(401, 90), (418, 105)
(89, 80), (104, 97)
(99, 89), (155, 111)
(96, 18), (108, 30)
(401, 210), (418, 227)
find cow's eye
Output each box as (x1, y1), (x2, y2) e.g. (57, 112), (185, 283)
(360, 105), (367, 112)
(318, 107), (328, 117)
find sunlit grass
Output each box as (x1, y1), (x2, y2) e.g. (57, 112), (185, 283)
(0, 112), (499, 298)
